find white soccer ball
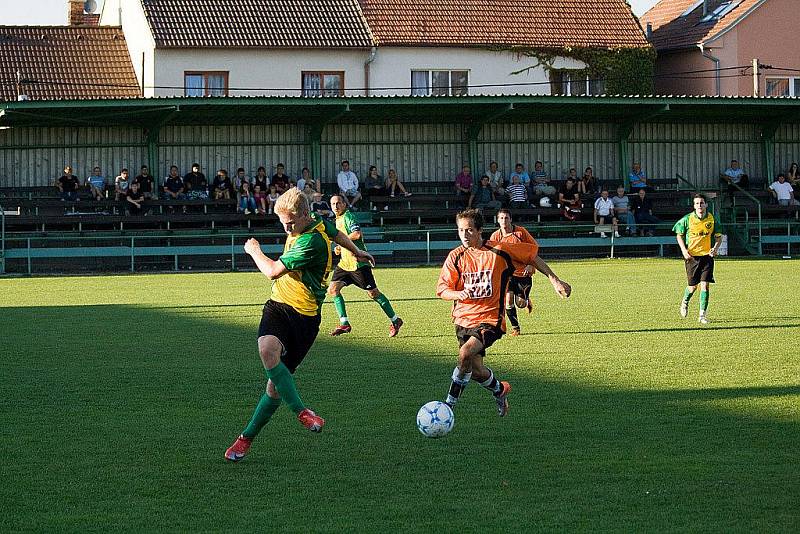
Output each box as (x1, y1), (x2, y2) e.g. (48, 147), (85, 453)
(416, 401), (455, 438)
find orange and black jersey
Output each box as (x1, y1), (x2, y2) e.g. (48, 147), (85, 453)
(437, 240), (539, 331)
(489, 225), (538, 278)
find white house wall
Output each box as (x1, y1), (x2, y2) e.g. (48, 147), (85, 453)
(153, 49), (368, 97)
(369, 48), (585, 96)
(100, 0), (156, 97)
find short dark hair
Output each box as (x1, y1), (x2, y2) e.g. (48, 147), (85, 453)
(497, 208), (512, 219)
(257, 166), (266, 172)
(277, 163), (285, 168)
(693, 192), (707, 202)
(140, 165), (148, 170)
(121, 168), (128, 173)
(456, 208), (483, 230)
(341, 160), (349, 165)
(170, 165), (178, 171)
(777, 173), (786, 179)
(192, 163), (200, 168)
(237, 167), (245, 173)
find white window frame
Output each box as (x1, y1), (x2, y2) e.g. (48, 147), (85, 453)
(550, 70), (605, 96)
(411, 70), (469, 96)
(765, 77), (800, 97)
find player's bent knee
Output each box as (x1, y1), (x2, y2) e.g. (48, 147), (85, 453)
(367, 289), (381, 299)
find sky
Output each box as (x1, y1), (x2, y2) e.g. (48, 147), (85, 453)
(2, 0), (106, 25)
(3, 0), (660, 25)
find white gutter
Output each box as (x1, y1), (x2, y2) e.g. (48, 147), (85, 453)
(699, 43), (721, 96)
(364, 46), (377, 96)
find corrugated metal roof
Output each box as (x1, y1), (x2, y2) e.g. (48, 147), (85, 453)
(142, 0), (374, 48)
(359, 0), (650, 48)
(0, 26), (140, 102)
(641, 0), (764, 51)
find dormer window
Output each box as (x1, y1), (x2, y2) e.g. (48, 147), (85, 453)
(697, 1), (742, 24)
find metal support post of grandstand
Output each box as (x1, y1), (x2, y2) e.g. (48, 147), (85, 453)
(0, 204), (5, 274)
(760, 122), (780, 186)
(231, 234), (236, 271)
(426, 231), (430, 264)
(466, 104), (513, 179)
(130, 237), (135, 273)
(616, 105), (669, 190)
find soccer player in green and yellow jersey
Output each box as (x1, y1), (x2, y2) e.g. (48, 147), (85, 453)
(225, 189), (374, 462)
(328, 194), (404, 337)
(673, 193), (723, 325)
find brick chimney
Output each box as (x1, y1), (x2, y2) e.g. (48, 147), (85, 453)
(68, 0), (84, 25)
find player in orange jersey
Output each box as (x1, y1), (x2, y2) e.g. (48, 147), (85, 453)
(489, 209), (536, 336)
(437, 209), (571, 416)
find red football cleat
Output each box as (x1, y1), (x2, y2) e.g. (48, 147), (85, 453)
(330, 324), (352, 336)
(389, 317), (403, 337)
(224, 435), (253, 462)
(495, 381), (512, 417)
(509, 326), (520, 336)
(297, 408), (325, 432)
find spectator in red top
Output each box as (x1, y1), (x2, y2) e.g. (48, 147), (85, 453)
(271, 163), (291, 194)
(454, 165), (473, 208)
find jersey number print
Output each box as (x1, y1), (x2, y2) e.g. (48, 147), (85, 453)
(462, 270), (493, 299)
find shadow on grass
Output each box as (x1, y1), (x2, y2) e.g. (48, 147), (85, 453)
(1, 303), (798, 532)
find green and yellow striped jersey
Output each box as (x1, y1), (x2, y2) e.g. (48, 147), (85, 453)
(335, 210), (369, 271)
(271, 215), (338, 316)
(672, 211), (721, 257)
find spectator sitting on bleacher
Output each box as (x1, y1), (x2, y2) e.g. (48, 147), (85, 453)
(558, 177), (582, 221)
(253, 183), (268, 214)
(114, 169), (130, 202)
(509, 163), (530, 187)
(531, 160), (556, 198)
(454, 164), (473, 208)
(486, 161), (506, 198)
(579, 166), (597, 195)
(184, 164), (207, 196)
(162, 165), (185, 201)
(211, 169), (234, 201)
(769, 173), (799, 207)
(337, 160), (362, 209)
(253, 166), (269, 193)
(594, 188), (619, 238)
(85, 165), (107, 201)
(238, 181), (257, 214)
(296, 167), (319, 194)
(267, 184), (280, 213)
(629, 162), (648, 189)
(631, 188), (662, 236)
(311, 192), (334, 219)
(133, 165), (155, 200)
(386, 168), (411, 197)
(271, 163), (291, 194)
(720, 159), (749, 193)
(611, 185), (635, 236)
(233, 167), (251, 190)
(126, 180), (147, 216)
(788, 163), (800, 197)
(507, 174), (529, 209)
(363, 165), (387, 207)
(57, 165), (80, 203)
(469, 175), (501, 210)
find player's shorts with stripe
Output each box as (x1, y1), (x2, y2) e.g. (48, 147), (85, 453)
(257, 299), (321, 373)
(331, 265), (377, 290)
(508, 275), (533, 302)
(685, 254), (715, 286)
(455, 323), (504, 353)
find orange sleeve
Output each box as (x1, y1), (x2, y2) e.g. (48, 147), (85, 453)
(519, 227), (537, 245)
(489, 229), (502, 242)
(497, 242), (538, 268)
(436, 250), (462, 297)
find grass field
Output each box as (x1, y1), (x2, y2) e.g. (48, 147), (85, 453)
(1, 259), (799, 532)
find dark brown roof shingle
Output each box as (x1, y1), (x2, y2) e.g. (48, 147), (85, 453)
(641, 0), (762, 51)
(359, 0), (649, 48)
(142, 0), (374, 48)
(0, 26), (140, 101)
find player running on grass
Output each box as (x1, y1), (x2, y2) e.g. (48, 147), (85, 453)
(674, 193), (722, 325)
(328, 194), (404, 337)
(489, 208), (536, 336)
(225, 189), (374, 462)
(437, 209), (571, 416)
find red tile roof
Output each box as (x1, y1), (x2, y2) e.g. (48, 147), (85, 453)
(0, 26), (140, 101)
(142, 0), (374, 48)
(359, 0), (649, 48)
(641, 0), (763, 51)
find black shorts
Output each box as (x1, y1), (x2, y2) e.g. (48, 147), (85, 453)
(508, 275), (533, 302)
(331, 265), (377, 291)
(257, 300), (321, 373)
(455, 324), (504, 354)
(685, 254), (715, 286)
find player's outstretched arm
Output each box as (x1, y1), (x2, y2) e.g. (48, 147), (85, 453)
(333, 231), (375, 266)
(244, 238), (288, 279)
(532, 256), (571, 299)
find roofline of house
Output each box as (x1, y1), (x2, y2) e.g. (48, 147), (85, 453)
(702, 0), (768, 46)
(0, 25), (123, 30)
